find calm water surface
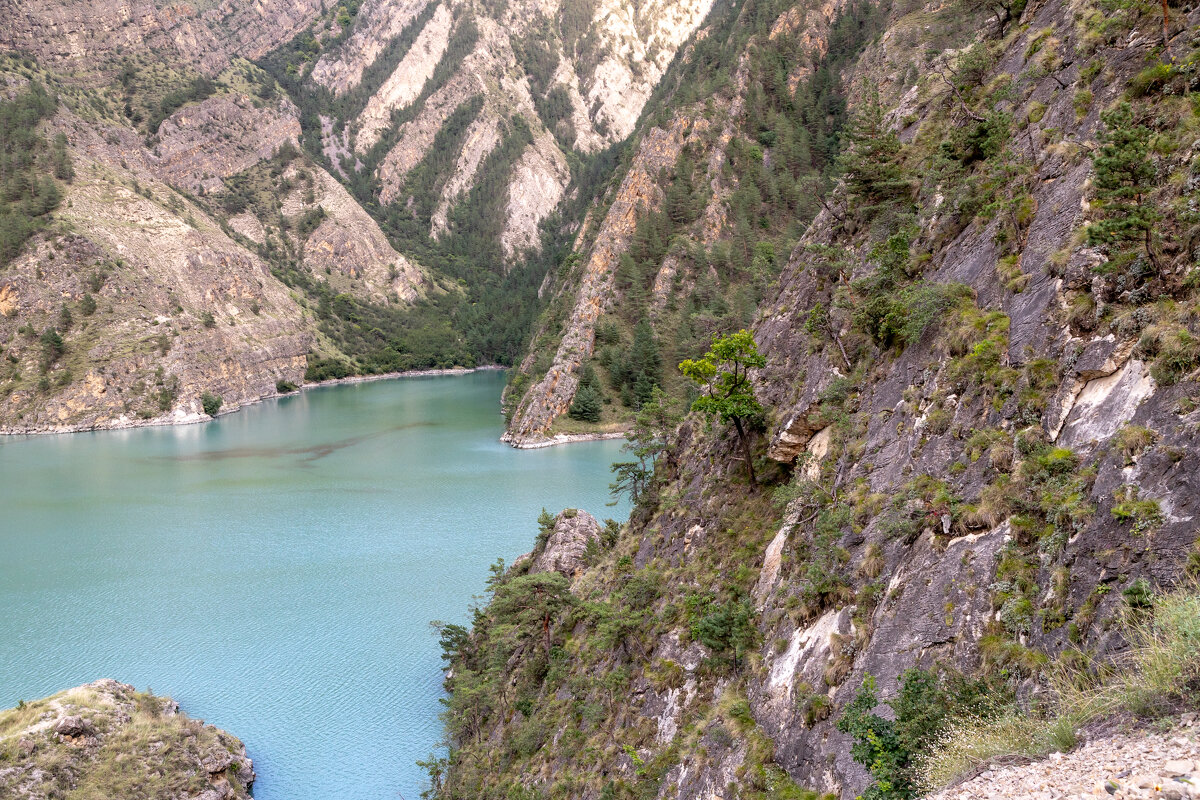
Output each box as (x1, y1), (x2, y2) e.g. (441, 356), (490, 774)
(0, 371), (627, 800)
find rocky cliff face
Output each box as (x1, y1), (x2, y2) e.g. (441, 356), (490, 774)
(0, 104), (312, 433)
(283, 0), (716, 258)
(0, 680), (254, 800)
(502, 0), (852, 443)
(0, 0), (323, 78)
(503, 119), (690, 445)
(439, 0), (1200, 797)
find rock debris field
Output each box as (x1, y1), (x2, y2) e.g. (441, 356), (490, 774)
(930, 717), (1199, 800)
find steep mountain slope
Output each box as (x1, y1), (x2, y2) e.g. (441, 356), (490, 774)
(0, 0), (322, 79)
(435, 0), (1200, 798)
(259, 0), (724, 368)
(0, 46), (433, 432)
(503, 0), (879, 444)
(1, 0), (730, 430)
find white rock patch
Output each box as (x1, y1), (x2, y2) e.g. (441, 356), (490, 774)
(500, 131), (571, 256)
(1059, 359), (1155, 449)
(355, 3), (454, 153)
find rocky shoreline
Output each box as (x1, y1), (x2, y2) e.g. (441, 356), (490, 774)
(301, 364), (505, 389)
(0, 365), (504, 437)
(0, 679), (255, 800)
(505, 430), (630, 449)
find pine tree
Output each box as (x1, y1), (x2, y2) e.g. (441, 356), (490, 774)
(1086, 102), (1159, 267)
(568, 381), (603, 422)
(837, 83), (911, 220)
(629, 320), (662, 388)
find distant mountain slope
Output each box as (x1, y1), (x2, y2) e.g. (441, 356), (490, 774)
(0, 0), (324, 78)
(0, 48), (434, 432)
(0, 0), (729, 430)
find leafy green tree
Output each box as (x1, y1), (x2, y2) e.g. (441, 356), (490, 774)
(489, 572), (574, 656)
(1086, 102), (1160, 268)
(679, 330), (766, 484)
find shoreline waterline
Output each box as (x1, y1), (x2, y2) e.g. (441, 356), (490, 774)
(0, 365), (506, 438)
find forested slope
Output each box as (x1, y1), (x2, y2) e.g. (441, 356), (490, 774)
(435, 0), (1200, 797)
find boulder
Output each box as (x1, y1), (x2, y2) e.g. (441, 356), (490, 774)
(529, 510), (603, 580)
(53, 715), (94, 738)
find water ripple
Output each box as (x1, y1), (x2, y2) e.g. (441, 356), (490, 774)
(0, 372), (628, 800)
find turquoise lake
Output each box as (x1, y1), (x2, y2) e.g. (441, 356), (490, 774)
(0, 370), (627, 800)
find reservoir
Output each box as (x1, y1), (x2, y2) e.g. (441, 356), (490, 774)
(0, 370), (627, 800)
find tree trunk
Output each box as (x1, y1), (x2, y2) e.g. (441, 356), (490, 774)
(733, 417), (756, 485)
(1162, 0), (1171, 52)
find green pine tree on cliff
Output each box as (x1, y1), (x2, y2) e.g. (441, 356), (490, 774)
(1086, 102), (1160, 269)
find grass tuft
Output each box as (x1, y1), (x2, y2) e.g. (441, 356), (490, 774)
(919, 583), (1200, 791)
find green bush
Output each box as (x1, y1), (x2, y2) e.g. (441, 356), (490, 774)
(1150, 329), (1200, 385)
(38, 328), (64, 371)
(838, 669), (1004, 800)
(200, 392), (222, 417)
(1128, 63), (1175, 97)
(304, 357), (351, 382)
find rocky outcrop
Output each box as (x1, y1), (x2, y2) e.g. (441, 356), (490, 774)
(503, 119), (689, 445)
(376, 67), (482, 204)
(583, 0), (717, 141)
(340, 0), (716, 254)
(0, 149), (310, 434)
(153, 93), (302, 194)
(287, 167), (428, 303)
(0, 679), (254, 800)
(430, 113), (503, 236)
(501, 129), (571, 256)
(526, 509), (604, 580)
(354, 2), (453, 153)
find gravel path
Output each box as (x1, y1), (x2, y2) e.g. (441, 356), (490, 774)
(929, 716), (1199, 800)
